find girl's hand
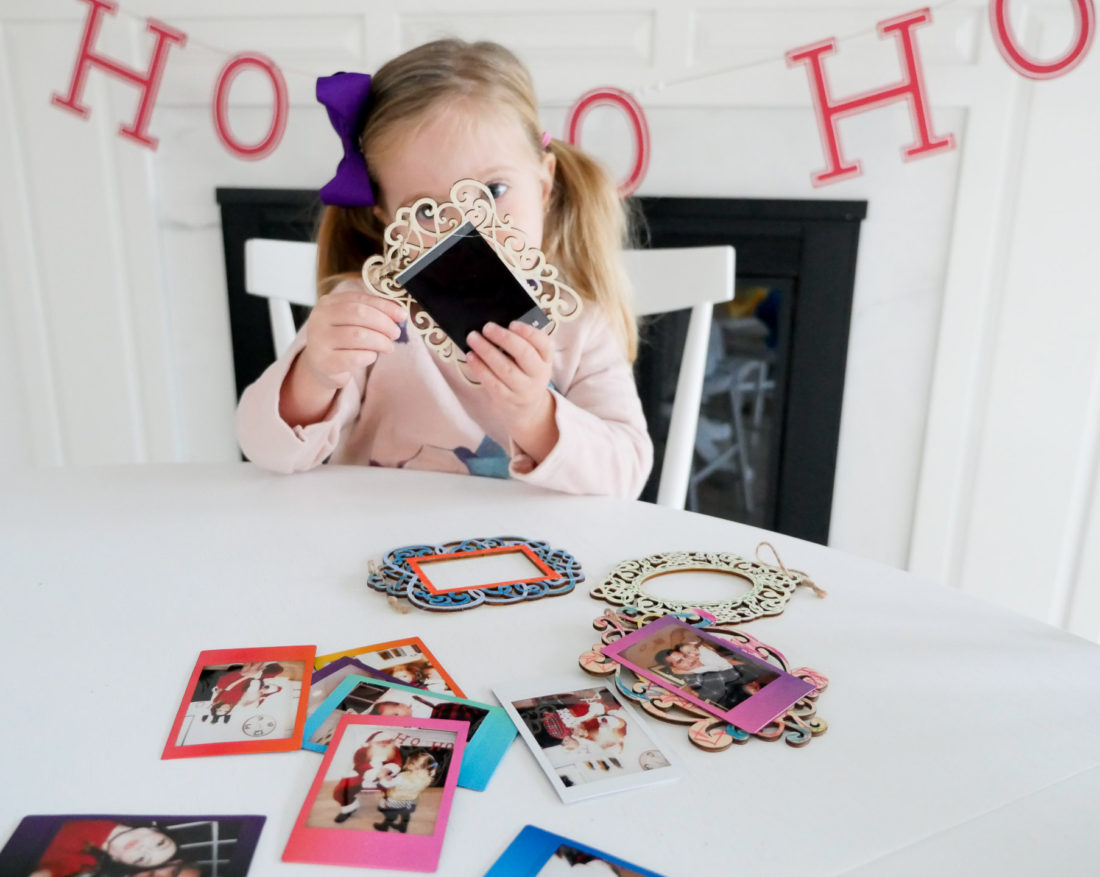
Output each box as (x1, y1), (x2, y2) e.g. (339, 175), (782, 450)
(281, 284), (406, 426)
(466, 321), (558, 462)
(299, 287), (407, 391)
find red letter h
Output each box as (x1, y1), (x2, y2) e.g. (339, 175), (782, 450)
(51, 0), (187, 150)
(786, 8), (955, 186)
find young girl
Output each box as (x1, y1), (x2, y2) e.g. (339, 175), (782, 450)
(373, 751), (440, 833)
(332, 731), (403, 823)
(236, 39), (652, 498)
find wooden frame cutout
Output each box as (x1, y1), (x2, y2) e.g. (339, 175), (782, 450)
(580, 608), (828, 751)
(368, 536), (583, 612)
(407, 544), (556, 595)
(590, 550), (809, 624)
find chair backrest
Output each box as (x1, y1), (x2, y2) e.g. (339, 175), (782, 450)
(243, 239), (735, 509)
(244, 238), (320, 355)
(623, 246), (735, 509)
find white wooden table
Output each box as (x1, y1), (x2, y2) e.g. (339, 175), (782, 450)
(2, 463), (1099, 876)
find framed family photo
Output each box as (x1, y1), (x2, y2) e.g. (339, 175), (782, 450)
(283, 714), (466, 872)
(303, 674), (515, 790)
(600, 616), (815, 733)
(162, 645), (314, 758)
(493, 677), (683, 803)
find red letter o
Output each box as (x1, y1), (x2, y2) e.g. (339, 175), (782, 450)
(990, 0), (1095, 80)
(564, 87), (650, 197)
(213, 52), (288, 160)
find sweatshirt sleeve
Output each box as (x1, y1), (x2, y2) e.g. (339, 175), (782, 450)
(235, 329), (364, 473)
(509, 313), (653, 499)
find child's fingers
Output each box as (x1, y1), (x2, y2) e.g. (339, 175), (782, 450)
(466, 330), (521, 388)
(479, 322), (548, 376)
(323, 299), (406, 336)
(507, 319), (553, 359)
(465, 350), (511, 398)
(326, 325), (397, 354)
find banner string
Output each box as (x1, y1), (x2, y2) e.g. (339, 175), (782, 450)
(111, 0), (966, 95)
(631, 0), (964, 98)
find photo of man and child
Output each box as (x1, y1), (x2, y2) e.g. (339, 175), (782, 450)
(509, 686), (671, 792)
(175, 659), (306, 746)
(603, 616), (815, 733)
(306, 726), (456, 835)
(645, 631), (779, 713)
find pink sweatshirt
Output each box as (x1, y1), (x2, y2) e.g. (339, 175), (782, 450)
(236, 306), (653, 499)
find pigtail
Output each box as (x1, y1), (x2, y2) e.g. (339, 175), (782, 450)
(543, 140), (640, 363)
(314, 205), (386, 294)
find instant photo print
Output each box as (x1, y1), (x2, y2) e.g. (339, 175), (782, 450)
(162, 645), (314, 758)
(395, 221), (548, 353)
(303, 674), (515, 790)
(486, 825), (665, 877)
(0, 813), (265, 877)
(315, 637), (465, 697)
(601, 616), (815, 734)
(493, 677), (683, 804)
(283, 714), (467, 872)
(306, 655), (402, 722)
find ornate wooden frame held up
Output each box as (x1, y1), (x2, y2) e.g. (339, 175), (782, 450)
(590, 549), (818, 624)
(579, 607), (827, 750)
(361, 179), (582, 384)
(367, 535), (584, 612)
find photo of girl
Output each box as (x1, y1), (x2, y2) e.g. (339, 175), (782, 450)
(0, 815), (265, 877)
(176, 659), (305, 746)
(28, 820), (195, 877)
(305, 726), (456, 836)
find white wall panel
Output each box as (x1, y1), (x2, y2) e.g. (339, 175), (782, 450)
(951, 13), (1100, 624)
(0, 22), (61, 468)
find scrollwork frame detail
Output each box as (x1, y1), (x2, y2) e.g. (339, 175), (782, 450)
(361, 179), (583, 384)
(367, 535), (584, 612)
(590, 550), (807, 624)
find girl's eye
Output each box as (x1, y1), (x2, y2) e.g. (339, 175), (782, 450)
(487, 182), (508, 200)
(414, 203), (436, 223)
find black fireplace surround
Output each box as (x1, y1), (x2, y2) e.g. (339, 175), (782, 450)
(217, 189), (865, 545)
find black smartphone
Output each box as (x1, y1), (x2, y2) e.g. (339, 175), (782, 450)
(395, 221), (549, 353)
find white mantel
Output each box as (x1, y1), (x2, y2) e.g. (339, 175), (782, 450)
(1, 0), (1097, 640)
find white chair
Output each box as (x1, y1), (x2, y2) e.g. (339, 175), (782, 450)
(244, 238), (320, 356)
(622, 246), (734, 509)
(243, 238), (735, 510)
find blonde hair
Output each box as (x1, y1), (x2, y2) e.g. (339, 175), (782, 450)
(315, 39), (638, 361)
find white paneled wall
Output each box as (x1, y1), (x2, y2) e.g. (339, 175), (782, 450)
(0, 0), (1097, 640)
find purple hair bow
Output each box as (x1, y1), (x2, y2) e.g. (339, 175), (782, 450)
(316, 72), (375, 207)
